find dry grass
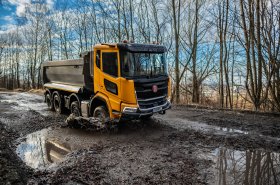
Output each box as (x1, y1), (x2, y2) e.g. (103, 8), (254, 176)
(0, 88), (9, 91)
(0, 87), (45, 95)
(28, 88), (45, 95)
(13, 88), (25, 92)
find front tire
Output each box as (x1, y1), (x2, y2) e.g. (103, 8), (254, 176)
(93, 106), (109, 123)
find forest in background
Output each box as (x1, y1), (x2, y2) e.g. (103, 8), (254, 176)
(0, 0), (279, 111)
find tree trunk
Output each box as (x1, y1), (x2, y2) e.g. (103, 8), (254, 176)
(172, 0), (181, 104)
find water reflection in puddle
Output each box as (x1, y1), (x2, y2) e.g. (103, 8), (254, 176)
(16, 128), (72, 170)
(160, 117), (249, 135)
(16, 127), (108, 170)
(210, 147), (280, 185)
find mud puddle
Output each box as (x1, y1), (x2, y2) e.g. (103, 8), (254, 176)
(203, 147), (280, 185)
(16, 127), (109, 170)
(157, 117), (280, 142)
(0, 92), (50, 116)
(157, 116), (247, 134)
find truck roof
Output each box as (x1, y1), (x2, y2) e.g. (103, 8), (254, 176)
(94, 43), (167, 53)
(42, 59), (83, 67)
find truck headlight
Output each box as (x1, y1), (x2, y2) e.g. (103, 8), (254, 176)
(123, 107), (138, 113)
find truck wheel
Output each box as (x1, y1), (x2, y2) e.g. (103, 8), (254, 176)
(53, 94), (63, 114)
(70, 101), (81, 117)
(93, 106), (109, 123)
(46, 93), (54, 111)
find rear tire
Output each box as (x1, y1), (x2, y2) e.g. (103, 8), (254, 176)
(70, 101), (81, 117)
(53, 94), (63, 114)
(46, 93), (54, 111)
(93, 106), (109, 123)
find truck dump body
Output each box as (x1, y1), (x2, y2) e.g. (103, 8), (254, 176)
(42, 52), (93, 93)
(43, 59), (84, 86)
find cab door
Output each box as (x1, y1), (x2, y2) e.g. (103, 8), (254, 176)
(100, 50), (121, 113)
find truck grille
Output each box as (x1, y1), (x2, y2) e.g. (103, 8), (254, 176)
(134, 78), (168, 109)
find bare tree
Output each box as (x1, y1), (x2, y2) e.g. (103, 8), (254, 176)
(260, 0), (280, 111)
(217, 0), (228, 108)
(171, 0), (181, 104)
(239, 0), (264, 110)
(0, 0), (279, 113)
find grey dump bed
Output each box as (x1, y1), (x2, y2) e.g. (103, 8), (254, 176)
(42, 52), (93, 93)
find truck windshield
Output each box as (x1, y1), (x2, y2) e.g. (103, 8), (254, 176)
(121, 52), (167, 78)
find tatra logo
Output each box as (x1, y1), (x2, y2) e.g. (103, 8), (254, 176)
(152, 85), (158, 93)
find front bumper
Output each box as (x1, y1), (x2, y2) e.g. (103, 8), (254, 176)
(121, 101), (171, 120)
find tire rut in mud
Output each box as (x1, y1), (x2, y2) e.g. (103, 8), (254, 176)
(0, 122), (31, 185)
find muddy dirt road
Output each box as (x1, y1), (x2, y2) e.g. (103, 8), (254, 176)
(0, 91), (280, 184)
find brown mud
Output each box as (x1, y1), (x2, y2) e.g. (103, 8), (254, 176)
(0, 92), (279, 184)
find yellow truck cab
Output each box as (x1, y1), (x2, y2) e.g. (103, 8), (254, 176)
(42, 42), (171, 122)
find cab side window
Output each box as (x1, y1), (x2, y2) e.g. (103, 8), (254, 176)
(102, 52), (118, 77)
(96, 50), (101, 69)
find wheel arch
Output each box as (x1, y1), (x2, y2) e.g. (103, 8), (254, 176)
(44, 89), (52, 102)
(52, 90), (60, 99)
(89, 93), (112, 117)
(45, 88), (52, 95)
(69, 93), (82, 108)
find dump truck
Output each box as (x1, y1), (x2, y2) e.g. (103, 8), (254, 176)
(42, 42), (171, 122)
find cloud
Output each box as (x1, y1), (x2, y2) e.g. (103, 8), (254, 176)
(0, 0), (55, 35)
(7, 0), (54, 17)
(7, 0), (31, 16)
(2, 15), (14, 22)
(2, 4), (12, 11)
(46, 0), (54, 9)
(0, 23), (17, 34)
